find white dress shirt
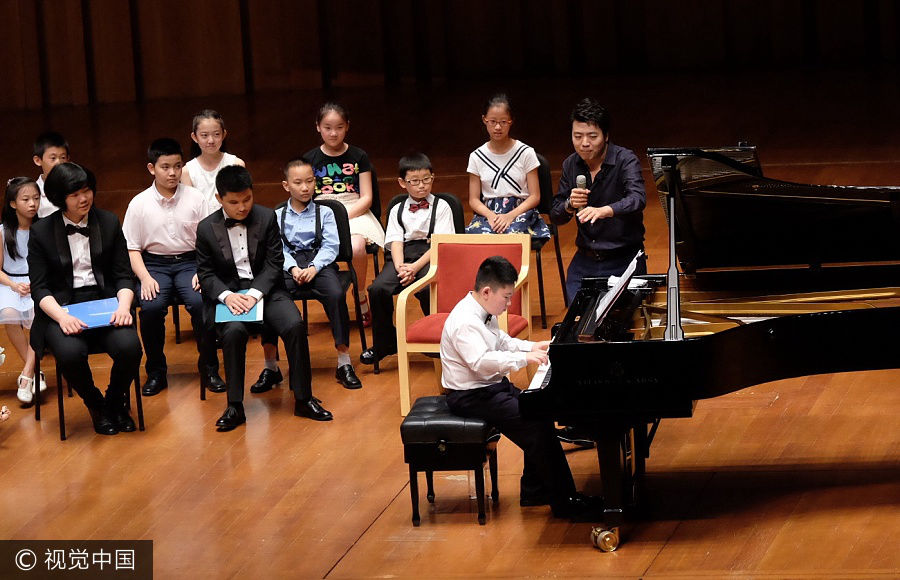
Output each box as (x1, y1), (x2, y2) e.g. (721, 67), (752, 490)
(122, 183), (208, 255)
(440, 292), (534, 391)
(62, 214), (96, 288)
(383, 193), (456, 246)
(217, 210), (263, 304)
(36, 175), (57, 218)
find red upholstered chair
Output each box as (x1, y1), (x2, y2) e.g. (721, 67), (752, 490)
(395, 233), (532, 415)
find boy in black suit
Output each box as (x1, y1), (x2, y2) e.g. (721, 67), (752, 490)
(195, 165), (332, 431)
(28, 162), (142, 436)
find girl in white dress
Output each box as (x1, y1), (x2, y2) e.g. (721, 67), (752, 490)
(181, 109), (246, 214)
(0, 177), (46, 403)
(303, 103), (385, 325)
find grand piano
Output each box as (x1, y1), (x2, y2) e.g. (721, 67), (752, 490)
(519, 145), (900, 551)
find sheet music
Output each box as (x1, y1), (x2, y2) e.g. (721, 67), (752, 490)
(590, 250), (644, 328)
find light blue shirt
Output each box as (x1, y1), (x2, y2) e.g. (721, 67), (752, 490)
(274, 201), (339, 273)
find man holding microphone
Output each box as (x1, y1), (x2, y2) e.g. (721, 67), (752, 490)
(550, 98), (647, 300)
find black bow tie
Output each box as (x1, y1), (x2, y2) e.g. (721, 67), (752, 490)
(65, 224), (90, 237)
(484, 314), (492, 324)
(224, 217), (247, 229)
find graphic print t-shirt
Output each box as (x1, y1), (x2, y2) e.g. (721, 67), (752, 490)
(302, 145), (372, 197)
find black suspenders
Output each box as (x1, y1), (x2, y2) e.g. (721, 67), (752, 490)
(396, 197), (440, 241)
(280, 201), (322, 254)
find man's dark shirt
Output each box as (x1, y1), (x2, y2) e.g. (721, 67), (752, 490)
(550, 143), (646, 252)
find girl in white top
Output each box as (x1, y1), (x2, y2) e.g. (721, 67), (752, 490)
(465, 94), (550, 239)
(181, 109), (246, 214)
(0, 178), (46, 403)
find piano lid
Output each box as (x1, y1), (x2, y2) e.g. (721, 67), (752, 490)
(647, 145), (900, 274)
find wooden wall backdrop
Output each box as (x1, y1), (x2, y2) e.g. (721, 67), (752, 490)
(1, 0), (899, 110)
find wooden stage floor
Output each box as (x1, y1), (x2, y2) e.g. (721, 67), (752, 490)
(0, 71), (898, 578)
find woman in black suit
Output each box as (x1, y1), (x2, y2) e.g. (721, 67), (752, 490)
(28, 163), (142, 435)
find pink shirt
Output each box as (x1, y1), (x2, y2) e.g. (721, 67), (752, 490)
(122, 183), (208, 255)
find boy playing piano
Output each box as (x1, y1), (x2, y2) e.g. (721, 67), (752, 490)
(440, 256), (595, 518)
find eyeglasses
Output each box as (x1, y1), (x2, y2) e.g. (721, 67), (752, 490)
(404, 175), (435, 186)
(483, 119), (511, 127)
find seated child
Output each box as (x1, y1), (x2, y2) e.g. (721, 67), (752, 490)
(440, 256), (595, 518)
(252, 158), (362, 392)
(195, 165), (332, 431)
(122, 138), (223, 396)
(359, 153), (455, 366)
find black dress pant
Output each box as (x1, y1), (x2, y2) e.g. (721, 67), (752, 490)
(446, 378), (576, 501)
(218, 291), (312, 403)
(137, 253), (219, 378)
(261, 265), (350, 349)
(366, 242), (430, 358)
(44, 322), (143, 410)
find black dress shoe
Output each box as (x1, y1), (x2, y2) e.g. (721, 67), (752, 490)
(106, 402), (136, 432)
(215, 404), (246, 431)
(141, 375), (168, 397)
(359, 347), (395, 366)
(294, 398), (333, 421)
(551, 493), (603, 520)
(335, 364), (362, 389)
(88, 407), (119, 436)
(250, 368), (282, 393)
(556, 425), (595, 448)
(201, 372), (227, 393)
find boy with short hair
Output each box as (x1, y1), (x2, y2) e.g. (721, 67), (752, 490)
(440, 256), (594, 518)
(359, 152), (456, 366)
(195, 165), (332, 431)
(32, 131), (70, 218)
(122, 137), (223, 396)
(252, 158), (362, 392)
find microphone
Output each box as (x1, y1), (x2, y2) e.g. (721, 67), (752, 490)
(576, 174), (586, 189)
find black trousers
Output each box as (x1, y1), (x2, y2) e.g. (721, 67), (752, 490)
(446, 379), (576, 501)
(44, 313), (142, 410)
(261, 265), (350, 349)
(137, 253), (218, 377)
(366, 241), (430, 357)
(218, 292), (312, 403)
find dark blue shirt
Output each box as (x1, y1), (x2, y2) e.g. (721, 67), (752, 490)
(550, 143), (646, 252)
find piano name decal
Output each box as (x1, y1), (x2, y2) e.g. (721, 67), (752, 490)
(575, 362), (660, 387)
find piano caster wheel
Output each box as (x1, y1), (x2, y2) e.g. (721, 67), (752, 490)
(591, 527), (619, 552)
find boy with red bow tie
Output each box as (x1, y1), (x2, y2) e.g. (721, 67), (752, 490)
(359, 153), (455, 367)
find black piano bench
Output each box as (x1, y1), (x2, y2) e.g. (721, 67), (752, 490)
(400, 396), (500, 526)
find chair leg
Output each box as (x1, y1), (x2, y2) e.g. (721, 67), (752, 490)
(553, 234), (569, 306)
(488, 449), (499, 504)
(350, 282), (368, 352)
(475, 464), (486, 525)
(425, 470), (435, 502)
(302, 300), (309, 335)
(372, 252), (380, 277)
(34, 357), (41, 421)
(172, 303), (182, 344)
(398, 345), (411, 416)
(409, 465), (421, 526)
(535, 249), (547, 329)
(133, 372), (145, 431)
(56, 361), (66, 441)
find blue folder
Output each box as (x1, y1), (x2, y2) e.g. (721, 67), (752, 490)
(62, 297), (121, 329)
(215, 290), (264, 323)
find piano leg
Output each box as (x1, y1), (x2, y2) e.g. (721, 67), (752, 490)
(591, 424), (629, 551)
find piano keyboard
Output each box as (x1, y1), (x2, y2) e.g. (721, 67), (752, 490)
(527, 363), (551, 390)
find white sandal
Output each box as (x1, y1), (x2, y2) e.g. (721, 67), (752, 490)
(38, 371), (47, 392)
(0, 405), (10, 421)
(16, 375), (33, 404)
